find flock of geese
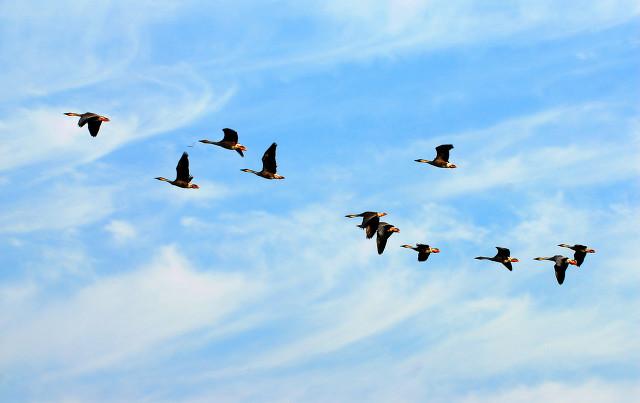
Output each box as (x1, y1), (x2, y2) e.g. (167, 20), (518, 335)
(64, 111), (596, 285)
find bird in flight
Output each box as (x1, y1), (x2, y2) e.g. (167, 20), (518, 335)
(376, 222), (400, 255)
(415, 144), (457, 168)
(533, 255), (578, 285)
(558, 244), (595, 267)
(401, 243), (440, 262)
(345, 211), (388, 239)
(155, 152), (200, 189)
(241, 143), (285, 179)
(64, 112), (110, 137)
(199, 128), (247, 157)
(475, 247), (519, 271)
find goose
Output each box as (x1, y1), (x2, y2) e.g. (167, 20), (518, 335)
(533, 255), (578, 285)
(376, 222), (400, 255)
(155, 152), (200, 189)
(415, 144), (457, 168)
(345, 211), (387, 239)
(64, 112), (109, 137)
(199, 128), (247, 157)
(401, 244), (440, 262)
(475, 247), (519, 271)
(241, 143), (284, 179)
(558, 244), (595, 267)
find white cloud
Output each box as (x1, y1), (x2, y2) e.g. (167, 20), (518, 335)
(0, 246), (263, 375)
(104, 219), (137, 243)
(461, 379), (640, 403)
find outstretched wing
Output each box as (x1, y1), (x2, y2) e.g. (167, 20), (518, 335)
(87, 119), (102, 137)
(261, 143), (278, 174)
(574, 250), (586, 267)
(175, 152), (192, 182)
(222, 128), (238, 144)
(377, 232), (389, 255)
(434, 144), (454, 163)
(554, 266), (566, 285)
(418, 251), (430, 262)
(502, 261), (513, 271)
(495, 247), (510, 259)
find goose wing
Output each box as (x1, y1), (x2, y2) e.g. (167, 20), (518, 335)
(376, 223), (391, 255)
(434, 144), (453, 163)
(176, 152), (192, 182)
(495, 247), (510, 259)
(554, 266), (566, 285)
(222, 128), (238, 144)
(261, 143), (278, 174)
(87, 118), (102, 137)
(574, 250), (586, 267)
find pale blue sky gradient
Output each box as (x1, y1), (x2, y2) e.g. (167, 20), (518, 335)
(1, 1), (639, 402)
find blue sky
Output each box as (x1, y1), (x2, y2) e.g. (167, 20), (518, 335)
(1, 1), (639, 402)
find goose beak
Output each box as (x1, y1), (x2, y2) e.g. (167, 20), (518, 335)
(390, 227), (400, 233)
(510, 258), (519, 262)
(99, 116), (110, 122)
(568, 259), (578, 265)
(431, 248), (440, 253)
(587, 249), (596, 253)
(378, 212), (388, 217)
(191, 184), (200, 189)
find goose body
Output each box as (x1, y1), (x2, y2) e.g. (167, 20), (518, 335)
(241, 143), (284, 179)
(534, 255), (578, 285)
(155, 152), (200, 189)
(558, 244), (595, 267)
(475, 247), (519, 271)
(345, 211), (387, 239)
(415, 144), (457, 168)
(200, 128), (247, 157)
(401, 243), (440, 262)
(376, 222), (400, 255)
(64, 112), (110, 137)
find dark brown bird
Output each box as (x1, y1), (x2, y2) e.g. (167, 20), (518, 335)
(558, 244), (595, 267)
(155, 152), (200, 189)
(64, 112), (110, 137)
(401, 244), (440, 262)
(533, 255), (578, 285)
(199, 128), (247, 157)
(376, 222), (400, 255)
(345, 211), (388, 239)
(475, 247), (519, 271)
(415, 144), (457, 168)
(241, 143), (284, 179)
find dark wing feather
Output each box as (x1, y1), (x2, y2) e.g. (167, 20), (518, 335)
(377, 232), (389, 255)
(261, 143), (278, 174)
(175, 152), (191, 182)
(87, 119), (102, 137)
(235, 148), (244, 157)
(222, 128), (238, 144)
(365, 222), (377, 239)
(418, 251), (429, 262)
(434, 144), (453, 163)
(574, 251), (586, 267)
(502, 261), (513, 271)
(376, 224), (392, 255)
(554, 266), (566, 285)
(495, 247), (510, 259)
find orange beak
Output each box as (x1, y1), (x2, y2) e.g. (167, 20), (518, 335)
(568, 259), (578, 265)
(450, 164), (457, 168)
(510, 258), (519, 263)
(191, 184), (200, 189)
(378, 212), (388, 217)
(390, 227), (400, 233)
(431, 248), (440, 253)
(99, 116), (110, 122)
(587, 249), (596, 253)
